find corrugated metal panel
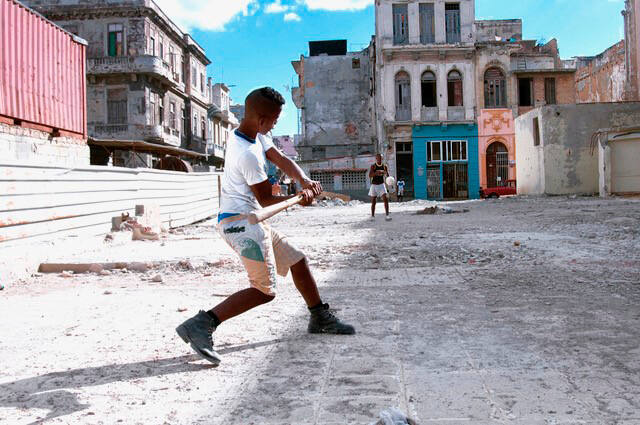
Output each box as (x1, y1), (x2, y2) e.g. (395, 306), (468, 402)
(0, 0), (86, 137)
(0, 163), (221, 244)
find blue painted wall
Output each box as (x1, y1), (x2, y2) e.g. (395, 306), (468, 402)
(412, 124), (479, 200)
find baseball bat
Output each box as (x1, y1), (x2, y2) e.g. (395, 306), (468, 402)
(248, 194), (305, 225)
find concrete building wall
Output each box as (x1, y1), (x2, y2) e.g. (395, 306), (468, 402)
(516, 103), (640, 195)
(575, 41), (627, 103)
(296, 50), (376, 161)
(475, 19), (522, 42)
(0, 124), (89, 167)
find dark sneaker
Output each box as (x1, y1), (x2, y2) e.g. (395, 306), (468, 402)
(176, 310), (222, 365)
(308, 303), (356, 335)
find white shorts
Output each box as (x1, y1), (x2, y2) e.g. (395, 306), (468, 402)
(397, 188), (404, 196)
(369, 183), (388, 198)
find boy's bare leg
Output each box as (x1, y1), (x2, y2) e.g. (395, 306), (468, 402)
(211, 288), (274, 322)
(290, 257), (321, 307)
(371, 197), (377, 217)
(383, 194), (390, 215)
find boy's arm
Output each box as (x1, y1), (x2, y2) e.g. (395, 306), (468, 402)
(368, 164), (376, 178)
(250, 180), (314, 208)
(265, 147), (322, 196)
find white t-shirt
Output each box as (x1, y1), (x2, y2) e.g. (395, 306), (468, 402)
(220, 131), (276, 214)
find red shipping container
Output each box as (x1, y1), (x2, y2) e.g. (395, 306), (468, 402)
(0, 0), (86, 138)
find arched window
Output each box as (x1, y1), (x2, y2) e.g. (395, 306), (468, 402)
(395, 71), (411, 121)
(421, 71), (437, 108)
(484, 67), (506, 108)
(447, 70), (463, 107)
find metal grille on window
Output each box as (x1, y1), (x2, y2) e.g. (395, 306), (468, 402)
(496, 151), (508, 186)
(310, 172), (334, 191)
(342, 171), (368, 190)
(107, 88), (127, 124)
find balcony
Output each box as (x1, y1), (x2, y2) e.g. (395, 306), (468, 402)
(87, 56), (176, 86)
(206, 141), (225, 159)
(395, 107), (411, 122)
(89, 123), (179, 146)
(421, 107), (439, 122)
(447, 106), (465, 121)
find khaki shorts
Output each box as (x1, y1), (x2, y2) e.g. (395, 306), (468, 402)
(217, 215), (305, 296)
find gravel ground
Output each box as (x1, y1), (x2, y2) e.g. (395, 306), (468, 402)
(1, 195), (639, 425)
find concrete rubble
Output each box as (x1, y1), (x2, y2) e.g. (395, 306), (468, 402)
(1, 196), (639, 424)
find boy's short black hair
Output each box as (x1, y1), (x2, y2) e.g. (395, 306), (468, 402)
(247, 87), (285, 108)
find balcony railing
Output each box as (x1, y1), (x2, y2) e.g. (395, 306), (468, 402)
(421, 107), (439, 122)
(447, 106), (465, 121)
(395, 107), (411, 122)
(90, 123), (178, 145)
(87, 55), (176, 86)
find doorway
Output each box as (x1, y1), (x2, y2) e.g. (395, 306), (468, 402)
(486, 141), (508, 187)
(396, 142), (414, 198)
(443, 163), (468, 199)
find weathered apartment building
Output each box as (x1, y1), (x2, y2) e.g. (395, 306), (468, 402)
(376, 0), (480, 200)
(209, 83), (238, 167)
(291, 39), (378, 199)
(22, 0), (228, 168)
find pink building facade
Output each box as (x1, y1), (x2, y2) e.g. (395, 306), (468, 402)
(478, 109), (516, 189)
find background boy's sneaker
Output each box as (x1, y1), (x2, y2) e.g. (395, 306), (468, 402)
(308, 303), (356, 335)
(385, 215), (392, 221)
(176, 311), (221, 365)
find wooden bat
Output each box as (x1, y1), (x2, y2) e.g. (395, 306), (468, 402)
(248, 195), (305, 225)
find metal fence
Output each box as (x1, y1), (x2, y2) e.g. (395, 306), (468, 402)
(0, 163), (220, 245)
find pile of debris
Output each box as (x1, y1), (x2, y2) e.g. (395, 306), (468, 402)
(417, 205), (469, 215)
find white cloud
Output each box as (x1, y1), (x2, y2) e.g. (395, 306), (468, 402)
(299, 0), (372, 11)
(154, 0), (258, 32)
(284, 12), (301, 21)
(265, 0), (290, 14)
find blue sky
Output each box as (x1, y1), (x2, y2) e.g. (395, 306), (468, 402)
(156, 0), (627, 136)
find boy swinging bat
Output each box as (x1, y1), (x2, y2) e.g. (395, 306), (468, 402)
(175, 87), (356, 365)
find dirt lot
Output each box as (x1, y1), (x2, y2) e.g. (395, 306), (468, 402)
(1, 196), (639, 425)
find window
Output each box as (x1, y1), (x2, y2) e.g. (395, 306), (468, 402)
(518, 77), (533, 106)
(107, 24), (124, 57)
(421, 71), (437, 108)
(149, 92), (156, 125)
(159, 38), (164, 62)
(545, 78), (556, 105)
(158, 96), (164, 125)
(201, 116), (206, 139)
(447, 70), (463, 107)
(392, 4), (409, 45)
(149, 36), (155, 56)
(427, 141), (467, 162)
(484, 67), (506, 108)
(310, 171), (335, 191)
(342, 171), (368, 190)
(533, 117), (540, 146)
(200, 73), (205, 93)
(352, 58), (361, 69)
(419, 3), (435, 44)
(181, 108), (186, 134)
(169, 102), (176, 129)
(193, 113), (198, 135)
(192, 65), (197, 86)
(395, 71), (411, 121)
(107, 88), (127, 124)
(445, 3), (461, 43)
(169, 46), (175, 72)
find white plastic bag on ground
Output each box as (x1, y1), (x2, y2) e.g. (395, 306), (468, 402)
(369, 407), (418, 425)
